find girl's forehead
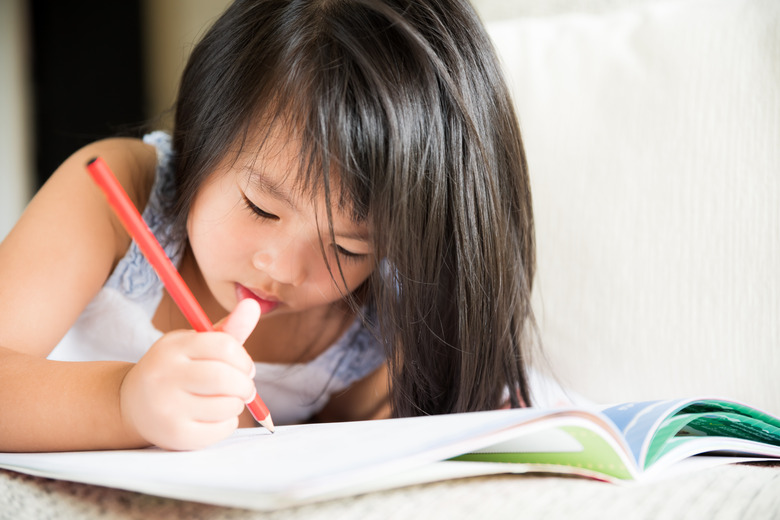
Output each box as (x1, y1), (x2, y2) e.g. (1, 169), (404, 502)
(231, 121), (313, 190)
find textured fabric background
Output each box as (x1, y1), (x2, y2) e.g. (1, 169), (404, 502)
(486, 0), (780, 413)
(3, 463), (779, 519)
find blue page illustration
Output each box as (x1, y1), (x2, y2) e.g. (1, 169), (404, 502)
(601, 399), (690, 465)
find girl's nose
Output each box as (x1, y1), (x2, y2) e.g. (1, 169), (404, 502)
(252, 247), (305, 287)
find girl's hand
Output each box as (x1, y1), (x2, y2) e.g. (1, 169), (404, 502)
(119, 299), (260, 450)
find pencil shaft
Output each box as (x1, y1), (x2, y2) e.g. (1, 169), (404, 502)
(86, 157), (274, 428)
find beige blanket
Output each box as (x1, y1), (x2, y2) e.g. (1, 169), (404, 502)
(2, 463), (779, 520)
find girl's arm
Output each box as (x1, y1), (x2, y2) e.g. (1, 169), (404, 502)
(314, 364), (392, 422)
(0, 139), (155, 451)
(0, 140), (258, 452)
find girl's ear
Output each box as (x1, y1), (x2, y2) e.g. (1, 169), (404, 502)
(214, 298), (261, 344)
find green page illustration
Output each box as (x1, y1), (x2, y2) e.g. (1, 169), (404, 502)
(452, 425), (634, 481)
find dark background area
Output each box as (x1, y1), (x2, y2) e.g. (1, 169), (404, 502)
(30, 1), (146, 189)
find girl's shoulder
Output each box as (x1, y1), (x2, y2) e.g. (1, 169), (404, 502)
(83, 136), (161, 214)
(78, 134), (170, 262)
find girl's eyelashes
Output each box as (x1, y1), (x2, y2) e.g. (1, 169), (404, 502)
(335, 245), (366, 263)
(243, 191), (369, 262)
(242, 194), (279, 221)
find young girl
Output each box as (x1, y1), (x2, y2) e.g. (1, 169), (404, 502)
(0, 0), (536, 452)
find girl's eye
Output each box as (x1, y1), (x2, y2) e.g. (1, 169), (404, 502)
(243, 195), (278, 221)
(335, 245), (366, 263)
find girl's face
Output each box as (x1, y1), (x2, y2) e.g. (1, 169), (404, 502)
(187, 127), (375, 318)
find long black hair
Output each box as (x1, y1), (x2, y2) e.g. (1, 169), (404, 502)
(168, 0), (536, 416)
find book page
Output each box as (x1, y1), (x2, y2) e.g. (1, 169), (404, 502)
(0, 408), (564, 510)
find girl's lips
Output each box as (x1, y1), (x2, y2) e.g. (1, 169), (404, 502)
(235, 284), (280, 315)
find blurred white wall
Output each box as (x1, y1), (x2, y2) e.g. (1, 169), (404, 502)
(141, 0), (232, 130)
(0, 0), (33, 241)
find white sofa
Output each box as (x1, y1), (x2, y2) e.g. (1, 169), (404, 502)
(486, 0), (780, 415)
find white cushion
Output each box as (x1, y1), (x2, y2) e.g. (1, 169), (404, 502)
(487, 0), (780, 413)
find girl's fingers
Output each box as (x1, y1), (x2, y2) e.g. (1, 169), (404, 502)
(214, 298), (261, 344)
(180, 361), (257, 401)
(182, 332), (256, 377)
(178, 394), (247, 423)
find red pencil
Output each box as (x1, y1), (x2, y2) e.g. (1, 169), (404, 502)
(86, 156), (274, 433)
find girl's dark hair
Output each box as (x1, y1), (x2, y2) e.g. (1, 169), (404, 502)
(170, 0), (536, 416)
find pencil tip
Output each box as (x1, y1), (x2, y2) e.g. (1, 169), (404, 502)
(86, 156), (98, 166)
(260, 416), (276, 433)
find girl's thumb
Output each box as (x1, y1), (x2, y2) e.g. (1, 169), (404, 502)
(214, 298), (261, 344)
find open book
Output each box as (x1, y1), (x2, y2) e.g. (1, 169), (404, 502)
(1, 397), (779, 511)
